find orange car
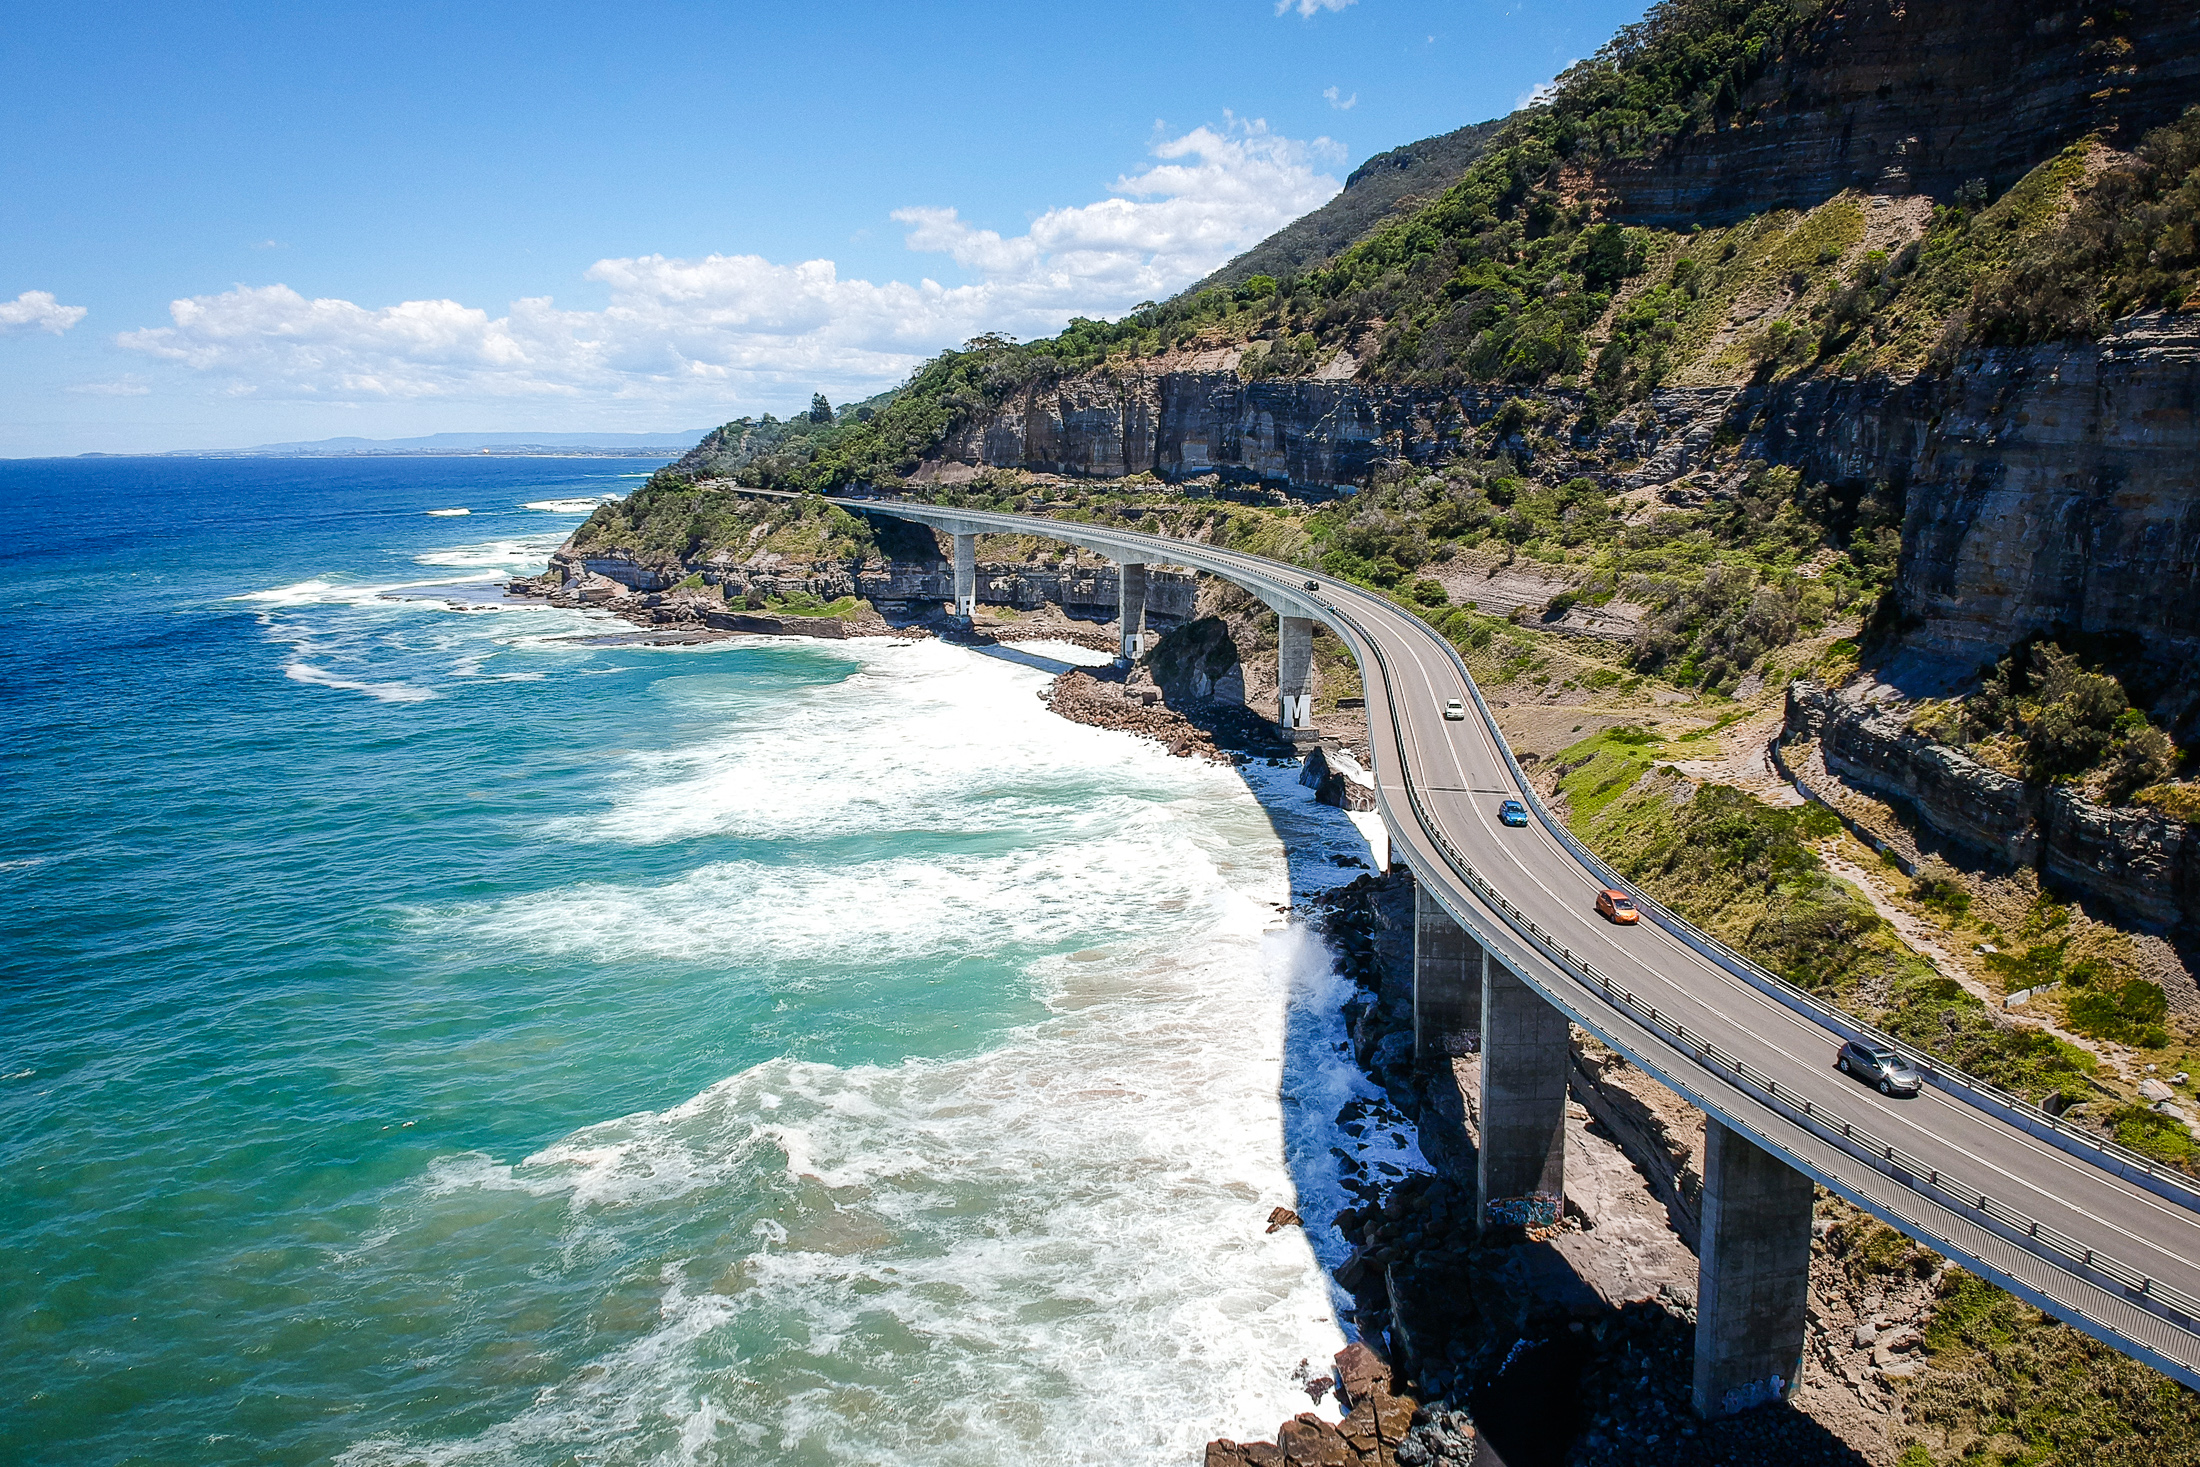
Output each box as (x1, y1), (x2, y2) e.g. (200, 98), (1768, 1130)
(1595, 889), (1639, 925)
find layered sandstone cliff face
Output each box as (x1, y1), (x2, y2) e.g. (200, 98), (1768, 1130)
(1753, 314), (2200, 691)
(925, 310), (2200, 703)
(1787, 680), (2200, 929)
(546, 546), (1197, 624)
(1592, 0), (2200, 226)
(927, 372), (1411, 492)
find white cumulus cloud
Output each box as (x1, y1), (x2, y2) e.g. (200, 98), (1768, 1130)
(1277, 0), (1356, 16)
(1, 290), (88, 336)
(69, 374), (152, 396)
(114, 118), (1341, 413)
(1323, 86), (1358, 111)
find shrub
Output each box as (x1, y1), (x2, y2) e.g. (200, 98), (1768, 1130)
(2108, 1104), (2197, 1171)
(2063, 977), (2170, 1049)
(1908, 857), (1973, 917)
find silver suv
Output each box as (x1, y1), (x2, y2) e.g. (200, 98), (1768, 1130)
(1837, 1039), (1921, 1097)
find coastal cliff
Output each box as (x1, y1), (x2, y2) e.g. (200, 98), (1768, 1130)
(1586, 0), (2200, 226)
(1751, 315), (2200, 689)
(1785, 679), (2200, 931)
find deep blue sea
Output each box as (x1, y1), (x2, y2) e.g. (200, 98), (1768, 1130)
(0, 457), (1409, 1466)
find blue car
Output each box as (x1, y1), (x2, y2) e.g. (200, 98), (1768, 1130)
(1498, 799), (1529, 827)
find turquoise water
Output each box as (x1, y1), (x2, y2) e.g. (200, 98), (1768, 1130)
(0, 459), (1403, 1466)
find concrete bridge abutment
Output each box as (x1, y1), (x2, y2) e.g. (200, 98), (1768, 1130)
(1477, 957), (1568, 1229)
(1413, 887), (1482, 1063)
(1692, 1118), (1815, 1417)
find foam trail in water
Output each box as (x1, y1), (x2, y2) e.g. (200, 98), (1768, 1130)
(522, 497), (619, 513)
(285, 661), (440, 703)
(339, 655), (1410, 1466)
(564, 638), (1159, 848)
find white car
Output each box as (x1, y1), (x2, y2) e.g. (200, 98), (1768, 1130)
(1443, 699), (1466, 721)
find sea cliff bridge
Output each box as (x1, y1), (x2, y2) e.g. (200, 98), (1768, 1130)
(733, 488), (2200, 1414)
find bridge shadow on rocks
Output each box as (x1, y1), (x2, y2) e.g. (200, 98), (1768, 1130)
(1227, 752), (1874, 1467)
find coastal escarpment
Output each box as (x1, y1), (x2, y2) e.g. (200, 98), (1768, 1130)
(1749, 314), (2200, 686)
(1785, 679), (2200, 931)
(911, 310), (2200, 694)
(922, 370), (1422, 493)
(1585, 0), (2200, 227)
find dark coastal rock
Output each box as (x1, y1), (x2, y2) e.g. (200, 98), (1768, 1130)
(697, 609), (849, 639)
(1044, 671), (1228, 764)
(1301, 746), (1377, 812)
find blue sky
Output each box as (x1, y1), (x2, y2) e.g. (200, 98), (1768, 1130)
(2, 0), (1648, 456)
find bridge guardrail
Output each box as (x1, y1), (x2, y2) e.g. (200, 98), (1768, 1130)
(810, 496), (2200, 1220)
(1408, 614), (2200, 1218)
(1336, 606), (2200, 1353)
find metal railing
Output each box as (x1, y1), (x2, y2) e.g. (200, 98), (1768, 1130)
(1333, 598), (2200, 1350)
(806, 494), (2200, 1300)
(1411, 626), (2200, 1214)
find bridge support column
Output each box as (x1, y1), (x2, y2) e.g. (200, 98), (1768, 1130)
(1117, 561), (1147, 661)
(951, 533), (977, 622)
(1478, 958), (1568, 1228)
(1277, 614), (1314, 731)
(1414, 888), (1482, 1063)
(1693, 1118), (1815, 1418)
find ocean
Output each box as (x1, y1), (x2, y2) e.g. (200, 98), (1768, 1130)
(0, 457), (1415, 1466)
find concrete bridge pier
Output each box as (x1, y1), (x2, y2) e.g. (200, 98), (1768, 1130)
(1477, 957), (1568, 1229)
(1413, 888), (1483, 1062)
(951, 532), (977, 622)
(1692, 1118), (1815, 1417)
(1277, 614), (1314, 731)
(1117, 561), (1147, 661)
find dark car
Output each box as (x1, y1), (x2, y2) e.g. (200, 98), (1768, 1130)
(1498, 799), (1529, 827)
(1594, 889), (1639, 925)
(1837, 1039), (1922, 1096)
(1304, 579), (1319, 591)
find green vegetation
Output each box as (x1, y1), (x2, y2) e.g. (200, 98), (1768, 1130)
(1973, 899), (2171, 1050)
(2107, 1104), (2198, 1171)
(1550, 725), (1664, 824)
(1287, 453), (1890, 693)
(1915, 639), (2182, 803)
(1960, 107), (2200, 349)
(2066, 979), (2172, 1051)
(1571, 772), (2098, 1100)
(1908, 857), (1972, 918)
(571, 485), (900, 565)
(1904, 1268), (2200, 1465)
(1188, 119), (1505, 294)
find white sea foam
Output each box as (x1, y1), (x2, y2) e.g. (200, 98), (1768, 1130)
(522, 497), (617, 514)
(413, 534), (567, 571)
(241, 577), (390, 608)
(285, 661), (439, 703)
(562, 638), (1181, 848)
(426, 508), (472, 517)
(350, 915), (1375, 1466)
(341, 641), (1413, 1467)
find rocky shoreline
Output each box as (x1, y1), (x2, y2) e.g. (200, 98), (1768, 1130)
(1218, 867), (1946, 1467)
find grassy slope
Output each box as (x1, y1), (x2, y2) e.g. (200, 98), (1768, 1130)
(1184, 119), (1504, 295)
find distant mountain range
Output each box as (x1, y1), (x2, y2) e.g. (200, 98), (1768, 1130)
(139, 429), (716, 458)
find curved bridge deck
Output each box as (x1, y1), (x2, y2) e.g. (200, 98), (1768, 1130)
(723, 489), (2200, 1396)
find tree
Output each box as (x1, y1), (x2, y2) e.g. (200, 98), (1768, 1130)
(808, 393), (833, 424)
